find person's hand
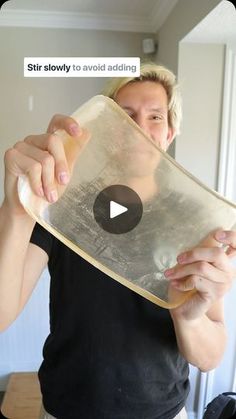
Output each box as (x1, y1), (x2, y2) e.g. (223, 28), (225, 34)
(3, 114), (85, 214)
(165, 230), (236, 320)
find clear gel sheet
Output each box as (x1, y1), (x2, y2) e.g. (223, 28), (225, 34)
(18, 95), (236, 308)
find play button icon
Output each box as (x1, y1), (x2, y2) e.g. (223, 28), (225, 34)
(93, 185), (143, 234)
(110, 201), (128, 219)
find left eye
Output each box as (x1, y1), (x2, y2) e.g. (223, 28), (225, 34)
(152, 115), (161, 120)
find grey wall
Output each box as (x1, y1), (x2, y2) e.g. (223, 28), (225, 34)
(176, 42), (225, 189)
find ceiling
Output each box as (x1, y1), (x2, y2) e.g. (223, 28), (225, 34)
(0, 0), (178, 32)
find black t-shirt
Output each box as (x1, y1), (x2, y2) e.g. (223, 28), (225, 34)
(30, 223), (190, 419)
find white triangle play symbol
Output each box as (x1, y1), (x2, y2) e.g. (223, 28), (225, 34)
(110, 200), (128, 219)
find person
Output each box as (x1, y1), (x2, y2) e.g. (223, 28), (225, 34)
(0, 62), (236, 419)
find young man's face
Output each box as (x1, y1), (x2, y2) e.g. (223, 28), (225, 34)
(115, 80), (175, 151)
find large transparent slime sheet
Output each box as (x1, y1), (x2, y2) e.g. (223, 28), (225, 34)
(18, 95), (236, 308)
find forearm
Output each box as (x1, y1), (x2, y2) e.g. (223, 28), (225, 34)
(170, 311), (227, 372)
(0, 201), (35, 330)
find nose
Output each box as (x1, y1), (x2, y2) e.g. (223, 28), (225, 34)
(133, 114), (148, 134)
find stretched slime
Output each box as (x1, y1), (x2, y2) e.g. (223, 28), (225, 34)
(18, 95), (236, 308)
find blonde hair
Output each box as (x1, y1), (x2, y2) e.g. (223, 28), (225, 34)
(102, 62), (182, 135)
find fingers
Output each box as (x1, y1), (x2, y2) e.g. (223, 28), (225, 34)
(214, 230), (236, 258)
(5, 148), (45, 200)
(4, 113), (86, 213)
(215, 230), (236, 246)
(164, 244), (236, 301)
(12, 137), (62, 202)
(165, 247), (235, 282)
(21, 135), (69, 184)
(165, 260), (233, 285)
(176, 247), (230, 273)
(46, 114), (81, 136)
(170, 274), (227, 299)
(11, 114), (84, 203)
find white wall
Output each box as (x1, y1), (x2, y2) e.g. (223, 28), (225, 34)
(176, 42), (225, 189)
(173, 36), (236, 419)
(155, 0), (222, 74)
(0, 270), (50, 390)
(155, 0), (221, 158)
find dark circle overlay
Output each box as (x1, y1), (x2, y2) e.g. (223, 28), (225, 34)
(93, 184), (143, 234)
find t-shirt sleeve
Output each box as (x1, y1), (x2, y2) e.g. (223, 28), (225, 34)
(30, 222), (53, 257)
